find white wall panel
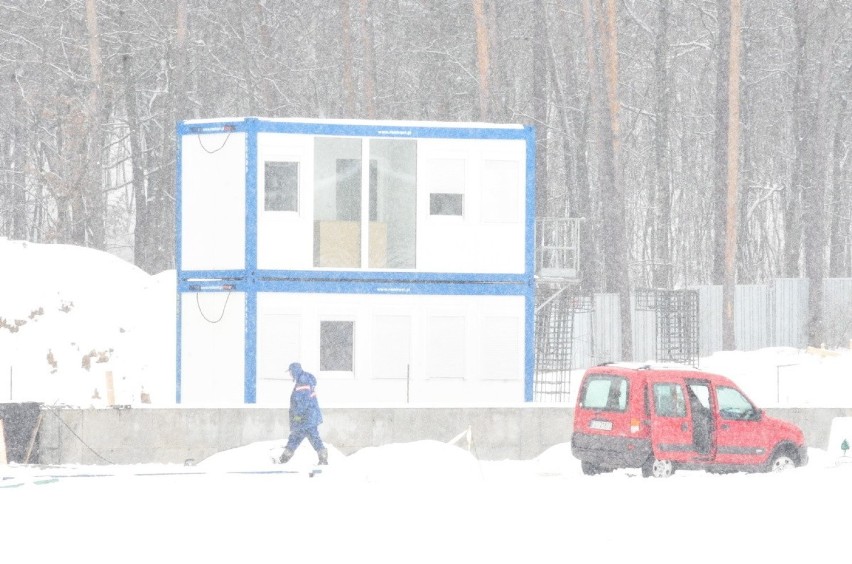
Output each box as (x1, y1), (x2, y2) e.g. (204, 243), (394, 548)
(480, 315), (522, 380)
(180, 133), (246, 270)
(256, 312), (301, 405)
(417, 138), (526, 274)
(256, 133), (314, 270)
(426, 315), (466, 379)
(180, 292), (245, 405)
(254, 292), (526, 405)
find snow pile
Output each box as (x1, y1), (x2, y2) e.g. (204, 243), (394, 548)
(532, 442), (581, 476)
(332, 440), (483, 483)
(194, 439), (485, 484)
(701, 346), (852, 407)
(0, 238), (174, 406)
(196, 439), (344, 470)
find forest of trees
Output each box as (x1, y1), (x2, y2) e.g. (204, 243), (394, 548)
(0, 0), (850, 347)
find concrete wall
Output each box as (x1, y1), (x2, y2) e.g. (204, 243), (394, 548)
(35, 406), (852, 466)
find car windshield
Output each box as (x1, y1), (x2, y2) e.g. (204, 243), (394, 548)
(581, 375), (628, 411)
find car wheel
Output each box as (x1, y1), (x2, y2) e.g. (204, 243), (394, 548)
(642, 457), (674, 478)
(581, 461), (601, 475)
(768, 452), (796, 472)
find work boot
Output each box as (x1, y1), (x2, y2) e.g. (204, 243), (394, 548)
(278, 448), (294, 464)
(317, 448), (328, 465)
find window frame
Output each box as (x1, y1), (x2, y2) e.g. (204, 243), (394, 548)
(580, 375), (629, 412)
(653, 382), (687, 418)
(319, 319), (355, 375)
(263, 160), (300, 213)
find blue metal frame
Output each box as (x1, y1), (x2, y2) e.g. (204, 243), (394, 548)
(176, 118), (536, 403)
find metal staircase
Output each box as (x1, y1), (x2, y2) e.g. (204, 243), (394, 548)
(533, 286), (591, 402)
(533, 217), (587, 402)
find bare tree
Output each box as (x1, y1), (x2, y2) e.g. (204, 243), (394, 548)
(0, 0), (849, 291)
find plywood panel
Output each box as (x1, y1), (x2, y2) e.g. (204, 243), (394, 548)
(314, 221), (387, 268)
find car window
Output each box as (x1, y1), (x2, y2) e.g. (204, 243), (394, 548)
(716, 386), (758, 420)
(688, 383), (711, 409)
(581, 375), (628, 412)
(653, 383), (686, 417)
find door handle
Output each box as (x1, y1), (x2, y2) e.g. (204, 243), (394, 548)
(681, 422), (688, 432)
(721, 424), (729, 430)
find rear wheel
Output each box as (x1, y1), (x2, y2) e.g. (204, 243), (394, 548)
(581, 461), (602, 475)
(642, 456), (674, 478)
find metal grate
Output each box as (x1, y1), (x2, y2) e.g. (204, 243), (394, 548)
(533, 285), (593, 402)
(637, 288), (699, 367)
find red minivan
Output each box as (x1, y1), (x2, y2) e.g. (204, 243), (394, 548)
(571, 363), (808, 477)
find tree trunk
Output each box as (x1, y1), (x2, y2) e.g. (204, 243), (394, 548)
(340, 0), (356, 116)
(722, 0), (742, 351)
(174, 0), (190, 121)
(532, 0), (548, 224)
(84, 0), (105, 249)
(711, 0), (730, 285)
(472, 0), (490, 120)
(255, 1), (276, 114)
(828, 81), (850, 278)
(122, 45), (149, 272)
(784, 1), (809, 278)
(803, 7), (834, 346)
(547, 5), (586, 221)
(581, 0), (604, 292)
(597, 0), (632, 360)
(652, 0), (672, 289)
(10, 68), (27, 240)
(359, 0), (377, 119)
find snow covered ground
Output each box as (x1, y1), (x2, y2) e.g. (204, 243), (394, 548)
(2, 439), (851, 563)
(2, 238), (852, 562)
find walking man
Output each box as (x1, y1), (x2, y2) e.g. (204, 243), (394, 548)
(279, 362), (328, 465)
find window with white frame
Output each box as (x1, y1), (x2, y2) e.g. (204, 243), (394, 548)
(264, 161), (299, 212)
(426, 315), (465, 377)
(481, 159), (520, 223)
(320, 320), (354, 372)
(428, 158), (465, 217)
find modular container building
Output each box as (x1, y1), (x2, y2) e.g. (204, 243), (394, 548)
(177, 117), (535, 406)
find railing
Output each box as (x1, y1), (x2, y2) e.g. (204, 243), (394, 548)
(536, 218), (582, 280)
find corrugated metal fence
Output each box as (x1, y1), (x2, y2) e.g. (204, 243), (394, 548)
(566, 278), (852, 368)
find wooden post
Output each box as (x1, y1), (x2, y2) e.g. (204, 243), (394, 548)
(24, 413), (43, 464)
(105, 371), (116, 406)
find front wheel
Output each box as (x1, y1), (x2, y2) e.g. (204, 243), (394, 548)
(768, 452), (796, 472)
(642, 457), (674, 478)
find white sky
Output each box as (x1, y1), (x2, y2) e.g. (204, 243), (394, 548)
(2, 238), (852, 562)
